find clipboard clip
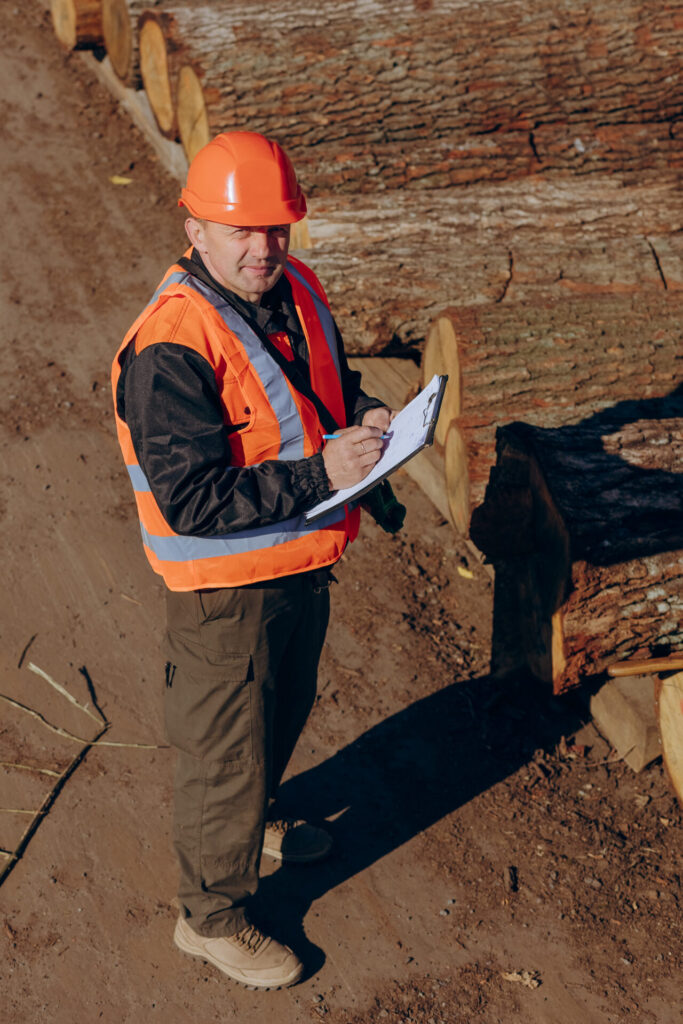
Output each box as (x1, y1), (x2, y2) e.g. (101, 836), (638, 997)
(422, 392), (437, 428)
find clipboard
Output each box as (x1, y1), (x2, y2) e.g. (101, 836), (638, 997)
(305, 374), (448, 523)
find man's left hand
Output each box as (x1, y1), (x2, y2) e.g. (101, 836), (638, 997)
(362, 407), (396, 432)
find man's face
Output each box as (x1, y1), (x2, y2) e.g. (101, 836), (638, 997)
(185, 218), (290, 303)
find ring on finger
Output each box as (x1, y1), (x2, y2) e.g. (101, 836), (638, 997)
(360, 442), (366, 455)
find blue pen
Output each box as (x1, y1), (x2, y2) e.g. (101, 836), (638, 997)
(323, 433), (390, 440)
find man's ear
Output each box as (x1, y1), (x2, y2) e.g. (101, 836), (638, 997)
(184, 217), (204, 250)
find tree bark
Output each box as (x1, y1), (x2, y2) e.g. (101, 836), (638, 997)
(301, 174), (683, 355)
(470, 406), (683, 693)
(101, 0), (147, 87)
(50, 0), (103, 51)
(427, 293), (682, 530)
(148, 0), (683, 191)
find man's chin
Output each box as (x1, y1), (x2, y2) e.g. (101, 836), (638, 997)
(244, 267), (283, 291)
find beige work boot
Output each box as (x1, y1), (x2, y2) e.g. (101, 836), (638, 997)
(174, 916), (303, 990)
(263, 817), (332, 863)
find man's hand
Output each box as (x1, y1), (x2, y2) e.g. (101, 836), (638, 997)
(322, 425), (386, 491)
(361, 406), (396, 432)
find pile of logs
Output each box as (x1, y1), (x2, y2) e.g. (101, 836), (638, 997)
(52, 0), (683, 192)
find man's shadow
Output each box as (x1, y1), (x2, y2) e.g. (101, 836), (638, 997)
(254, 671), (586, 974)
(255, 384), (683, 972)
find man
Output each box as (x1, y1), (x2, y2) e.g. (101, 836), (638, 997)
(112, 131), (396, 989)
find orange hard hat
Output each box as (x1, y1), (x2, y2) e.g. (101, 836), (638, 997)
(178, 131), (306, 225)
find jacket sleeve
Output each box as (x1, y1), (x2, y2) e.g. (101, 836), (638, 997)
(118, 342), (332, 537)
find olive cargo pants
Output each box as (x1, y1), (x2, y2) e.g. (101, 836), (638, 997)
(163, 571), (331, 937)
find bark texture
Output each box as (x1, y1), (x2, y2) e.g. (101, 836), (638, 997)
(301, 175), (683, 354)
(153, 0), (683, 192)
(470, 402), (683, 693)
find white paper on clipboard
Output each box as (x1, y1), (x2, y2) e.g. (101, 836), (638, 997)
(304, 373), (447, 523)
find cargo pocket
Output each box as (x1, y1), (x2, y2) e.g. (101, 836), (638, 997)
(163, 647), (254, 764)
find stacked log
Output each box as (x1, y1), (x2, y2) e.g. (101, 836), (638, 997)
(50, 0), (103, 50)
(135, 0), (683, 190)
(302, 175), (683, 353)
(101, 0), (148, 87)
(420, 293), (683, 533)
(469, 398), (683, 693)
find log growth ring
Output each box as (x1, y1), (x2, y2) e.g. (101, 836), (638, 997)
(422, 313), (461, 448)
(139, 15), (175, 137)
(177, 65), (210, 162)
(443, 421), (470, 536)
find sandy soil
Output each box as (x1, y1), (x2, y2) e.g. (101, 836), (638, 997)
(0, 6), (681, 1023)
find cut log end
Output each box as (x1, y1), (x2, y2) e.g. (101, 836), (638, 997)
(290, 217), (311, 251)
(102, 0), (133, 83)
(139, 16), (174, 137)
(443, 421), (470, 535)
(422, 314), (461, 447)
(178, 65), (210, 162)
(51, 0), (103, 51)
(656, 672), (683, 807)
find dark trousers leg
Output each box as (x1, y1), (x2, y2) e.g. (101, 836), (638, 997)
(163, 575), (329, 938)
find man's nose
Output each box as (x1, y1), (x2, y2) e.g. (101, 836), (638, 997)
(249, 230), (271, 257)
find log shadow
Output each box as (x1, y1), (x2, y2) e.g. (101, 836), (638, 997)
(252, 671), (586, 975)
(469, 385), (683, 682)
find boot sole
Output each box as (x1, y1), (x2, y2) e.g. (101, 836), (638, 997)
(174, 923), (304, 990)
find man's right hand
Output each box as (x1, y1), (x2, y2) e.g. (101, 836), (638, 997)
(322, 425), (385, 491)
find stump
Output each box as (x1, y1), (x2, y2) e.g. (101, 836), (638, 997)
(470, 398), (683, 693)
(50, 0), (103, 51)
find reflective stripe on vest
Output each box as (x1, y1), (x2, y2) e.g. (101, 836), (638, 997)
(179, 271), (309, 461)
(145, 271), (187, 311)
(139, 506), (347, 561)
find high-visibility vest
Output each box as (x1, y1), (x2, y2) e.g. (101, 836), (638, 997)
(111, 253), (360, 591)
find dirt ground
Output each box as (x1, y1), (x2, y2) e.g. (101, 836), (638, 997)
(1, 6), (681, 1023)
